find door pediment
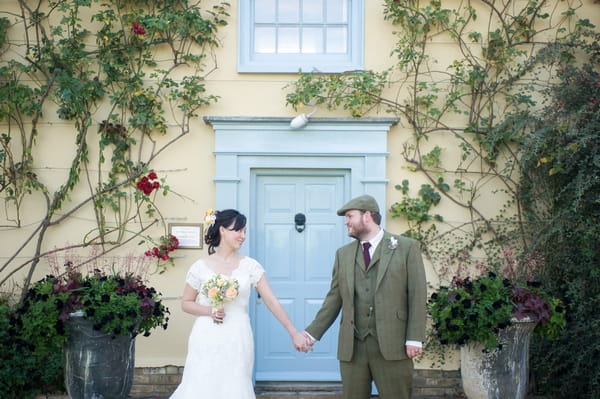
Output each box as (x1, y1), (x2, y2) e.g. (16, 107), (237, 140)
(204, 116), (397, 227)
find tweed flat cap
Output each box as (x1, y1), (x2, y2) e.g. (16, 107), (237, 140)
(337, 194), (380, 216)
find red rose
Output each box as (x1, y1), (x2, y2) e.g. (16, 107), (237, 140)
(132, 22), (146, 36)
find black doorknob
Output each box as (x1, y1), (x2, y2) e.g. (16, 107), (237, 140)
(294, 213), (306, 233)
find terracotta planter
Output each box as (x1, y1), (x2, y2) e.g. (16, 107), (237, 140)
(460, 319), (537, 399)
(64, 313), (135, 399)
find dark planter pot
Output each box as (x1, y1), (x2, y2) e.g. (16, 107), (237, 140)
(460, 319), (537, 399)
(64, 313), (135, 399)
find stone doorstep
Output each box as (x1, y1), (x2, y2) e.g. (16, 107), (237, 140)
(253, 382), (464, 399)
(255, 381), (343, 392)
(255, 381), (344, 398)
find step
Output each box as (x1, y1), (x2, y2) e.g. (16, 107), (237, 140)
(255, 382), (346, 399)
(254, 382), (465, 399)
(254, 382), (462, 399)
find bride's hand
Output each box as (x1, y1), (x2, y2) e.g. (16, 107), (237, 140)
(211, 307), (225, 322)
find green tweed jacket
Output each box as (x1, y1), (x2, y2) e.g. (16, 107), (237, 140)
(305, 231), (427, 361)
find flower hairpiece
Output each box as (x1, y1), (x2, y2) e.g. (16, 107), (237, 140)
(204, 208), (216, 226)
(388, 237), (398, 250)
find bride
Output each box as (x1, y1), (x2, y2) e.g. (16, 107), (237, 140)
(169, 209), (309, 398)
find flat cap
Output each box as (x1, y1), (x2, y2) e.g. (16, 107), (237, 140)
(337, 194), (380, 216)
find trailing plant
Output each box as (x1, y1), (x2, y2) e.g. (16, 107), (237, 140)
(429, 270), (565, 351)
(27, 262), (169, 338)
(0, 0), (230, 295)
(429, 272), (513, 350)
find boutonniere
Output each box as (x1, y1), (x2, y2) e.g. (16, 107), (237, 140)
(388, 237), (398, 250)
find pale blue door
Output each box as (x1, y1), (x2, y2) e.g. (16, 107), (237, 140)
(251, 170), (349, 381)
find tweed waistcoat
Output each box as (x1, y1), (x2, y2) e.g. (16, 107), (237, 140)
(353, 247), (379, 340)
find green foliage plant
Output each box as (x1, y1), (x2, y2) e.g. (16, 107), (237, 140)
(0, 295), (65, 398)
(0, 0), (230, 294)
(518, 59), (600, 398)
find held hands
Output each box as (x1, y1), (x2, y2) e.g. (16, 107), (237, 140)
(291, 331), (315, 352)
(292, 333), (423, 356)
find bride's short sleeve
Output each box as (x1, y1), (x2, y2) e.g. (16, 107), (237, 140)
(185, 259), (205, 291)
(247, 258), (265, 287)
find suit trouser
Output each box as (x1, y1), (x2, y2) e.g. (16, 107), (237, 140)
(339, 335), (413, 399)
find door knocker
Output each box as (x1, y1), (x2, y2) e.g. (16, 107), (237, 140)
(294, 213), (306, 233)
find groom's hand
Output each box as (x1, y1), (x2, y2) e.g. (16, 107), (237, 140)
(301, 331), (316, 352)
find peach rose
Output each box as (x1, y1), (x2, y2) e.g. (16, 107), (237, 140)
(225, 287), (238, 299)
(207, 287), (219, 299)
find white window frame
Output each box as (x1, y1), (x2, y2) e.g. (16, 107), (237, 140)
(238, 0), (364, 73)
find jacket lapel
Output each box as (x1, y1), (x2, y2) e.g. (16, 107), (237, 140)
(375, 231), (394, 290)
(343, 241), (358, 298)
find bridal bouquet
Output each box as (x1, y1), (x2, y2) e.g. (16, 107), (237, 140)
(202, 274), (240, 324)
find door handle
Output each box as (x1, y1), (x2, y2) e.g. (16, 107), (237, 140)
(294, 212), (306, 233)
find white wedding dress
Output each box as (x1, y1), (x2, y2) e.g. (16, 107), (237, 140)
(169, 256), (265, 399)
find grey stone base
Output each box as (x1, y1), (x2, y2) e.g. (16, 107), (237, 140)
(128, 367), (464, 398)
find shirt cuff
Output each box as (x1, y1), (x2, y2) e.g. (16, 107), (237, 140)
(406, 340), (422, 348)
(303, 331), (317, 343)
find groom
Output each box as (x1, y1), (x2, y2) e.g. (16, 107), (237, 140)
(301, 194), (427, 399)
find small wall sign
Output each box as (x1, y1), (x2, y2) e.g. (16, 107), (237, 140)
(169, 223), (203, 249)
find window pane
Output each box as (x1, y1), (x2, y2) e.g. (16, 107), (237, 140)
(255, 0), (276, 22)
(279, 0), (300, 23)
(326, 0), (347, 23)
(303, 0), (324, 23)
(239, 0), (363, 73)
(326, 27), (346, 53)
(302, 27), (323, 53)
(255, 27), (276, 53)
(278, 27), (300, 53)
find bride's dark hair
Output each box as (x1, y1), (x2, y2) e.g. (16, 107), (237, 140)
(204, 209), (247, 254)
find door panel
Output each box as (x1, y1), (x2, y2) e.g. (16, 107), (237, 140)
(252, 170), (348, 381)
